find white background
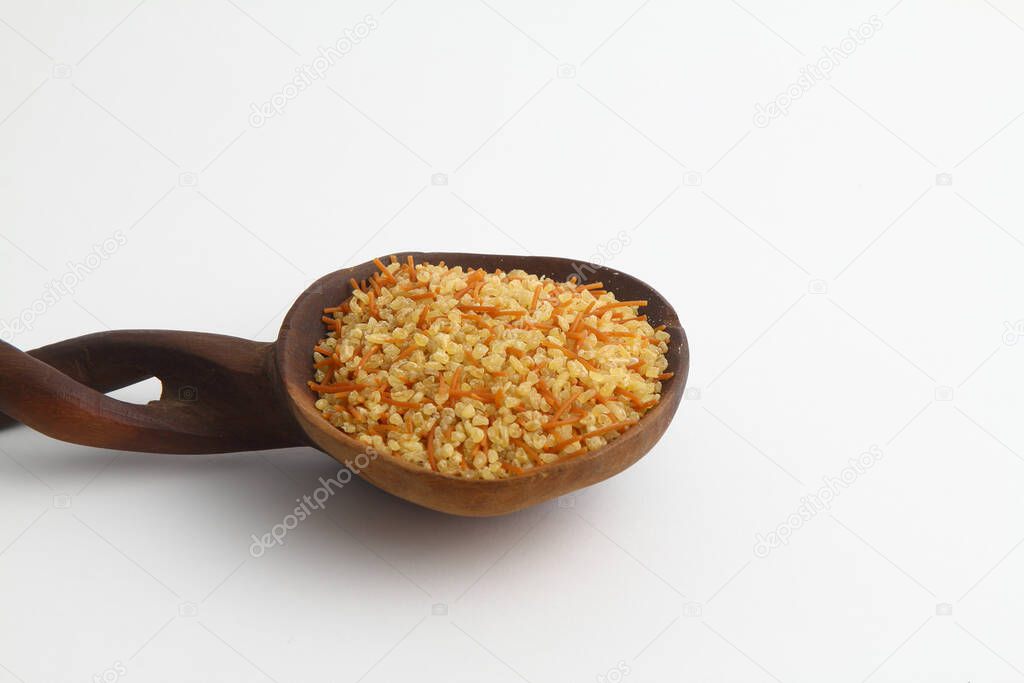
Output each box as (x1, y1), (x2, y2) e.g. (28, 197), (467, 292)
(2, 1), (1024, 681)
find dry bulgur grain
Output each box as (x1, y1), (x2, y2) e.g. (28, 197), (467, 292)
(310, 256), (672, 479)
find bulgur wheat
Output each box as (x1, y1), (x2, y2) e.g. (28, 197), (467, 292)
(310, 256), (672, 479)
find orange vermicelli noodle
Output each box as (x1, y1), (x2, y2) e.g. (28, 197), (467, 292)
(310, 256), (672, 479)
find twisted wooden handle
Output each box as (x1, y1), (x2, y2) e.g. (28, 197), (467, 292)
(0, 331), (303, 454)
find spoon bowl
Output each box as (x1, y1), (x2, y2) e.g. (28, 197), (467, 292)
(0, 252), (688, 516)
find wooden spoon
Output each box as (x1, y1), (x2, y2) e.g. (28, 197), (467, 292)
(0, 252), (688, 516)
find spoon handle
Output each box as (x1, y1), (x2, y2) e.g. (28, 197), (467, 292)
(0, 330), (305, 454)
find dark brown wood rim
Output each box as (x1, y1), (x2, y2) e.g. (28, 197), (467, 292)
(275, 251), (689, 484)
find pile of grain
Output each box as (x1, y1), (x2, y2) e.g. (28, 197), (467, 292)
(311, 256), (672, 479)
